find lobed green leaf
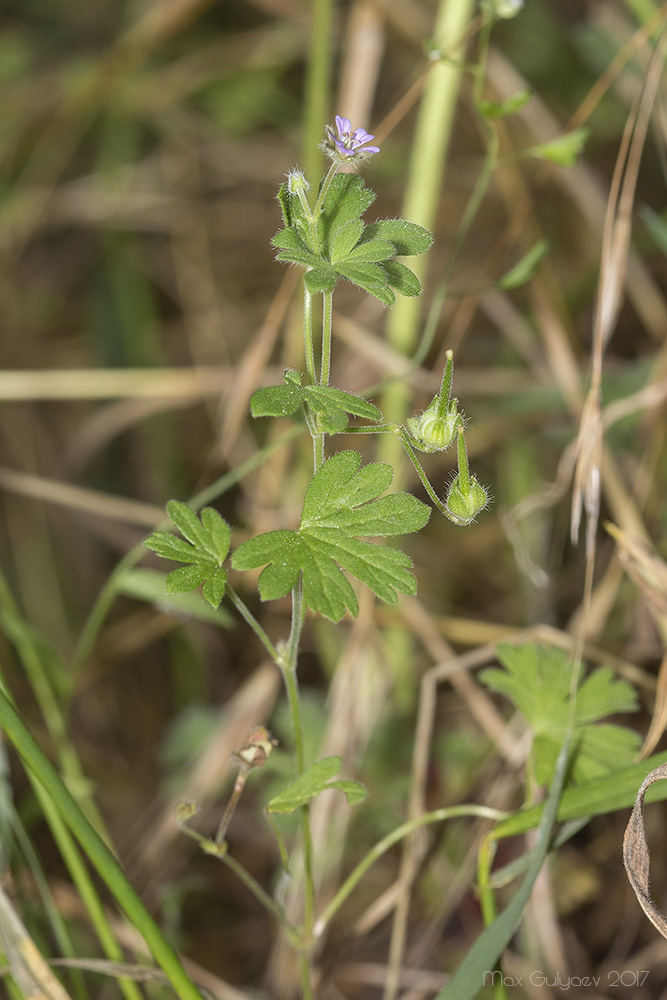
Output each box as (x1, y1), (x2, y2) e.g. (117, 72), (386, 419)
(232, 451), (430, 620)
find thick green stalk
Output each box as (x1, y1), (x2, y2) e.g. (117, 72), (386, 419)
(303, 0), (335, 185)
(381, 0), (477, 435)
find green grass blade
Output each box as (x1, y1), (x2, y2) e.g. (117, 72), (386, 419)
(491, 750), (667, 841)
(0, 689), (203, 1000)
(436, 733), (571, 999)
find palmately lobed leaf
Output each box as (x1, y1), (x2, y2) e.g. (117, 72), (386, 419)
(318, 174), (377, 256)
(232, 450), (430, 620)
(481, 643), (640, 786)
(144, 502), (231, 609)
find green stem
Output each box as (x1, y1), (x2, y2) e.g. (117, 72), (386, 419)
(303, 287), (316, 385)
(320, 288), (333, 387)
(218, 850), (301, 946)
(312, 161), (339, 219)
(0, 688), (203, 1000)
(313, 805), (507, 937)
(398, 427), (452, 518)
(226, 584), (280, 662)
(281, 580), (316, 978)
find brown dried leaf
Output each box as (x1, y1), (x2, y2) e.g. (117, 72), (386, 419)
(606, 521), (667, 618)
(623, 762), (667, 937)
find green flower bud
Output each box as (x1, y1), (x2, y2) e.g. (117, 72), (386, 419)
(445, 474), (490, 525)
(406, 349), (463, 452)
(287, 170), (309, 194)
(444, 426), (491, 525)
(407, 396), (462, 453)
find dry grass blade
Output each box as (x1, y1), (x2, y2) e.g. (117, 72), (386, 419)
(0, 884), (73, 1000)
(605, 522), (667, 619)
(570, 36), (665, 554)
(624, 762), (667, 938)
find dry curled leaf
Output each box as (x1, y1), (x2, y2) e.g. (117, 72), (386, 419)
(623, 761), (667, 937)
(606, 522), (667, 619)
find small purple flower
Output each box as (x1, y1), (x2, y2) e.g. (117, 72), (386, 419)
(323, 115), (380, 164)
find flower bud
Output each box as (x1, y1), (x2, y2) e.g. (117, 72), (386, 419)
(445, 474), (490, 525)
(407, 396), (462, 453)
(444, 426), (491, 525)
(287, 170), (309, 194)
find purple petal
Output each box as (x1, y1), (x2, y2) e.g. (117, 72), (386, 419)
(333, 138), (355, 157)
(335, 115), (352, 137)
(352, 128), (375, 144)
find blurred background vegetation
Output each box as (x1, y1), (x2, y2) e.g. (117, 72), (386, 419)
(0, 0), (666, 997)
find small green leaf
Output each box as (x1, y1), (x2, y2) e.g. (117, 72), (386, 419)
(326, 779), (369, 806)
(478, 89), (532, 119)
(497, 241), (549, 290)
(202, 572), (228, 609)
(249, 382), (381, 426)
(166, 564), (208, 594)
(117, 569), (234, 625)
(381, 259), (422, 297)
(200, 507), (231, 562)
(276, 248), (325, 269)
(329, 218), (364, 261)
(362, 219), (433, 256)
(232, 450), (430, 620)
(335, 262), (395, 305)
(272, 228), (316, 258)
(144, 530), (200, 563)
(319, 174), (377, 257)
(266, 756), (367, 813)
(528, 127), (589, 167)
(166, 500), (209, 550)
(306, 386), (381, 424)
(250, 385), (305, 418)
(340, 238), (394, 264)
(143, 502), (231, 609)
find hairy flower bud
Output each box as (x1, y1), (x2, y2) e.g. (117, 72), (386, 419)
(406, 396), (462, 453)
